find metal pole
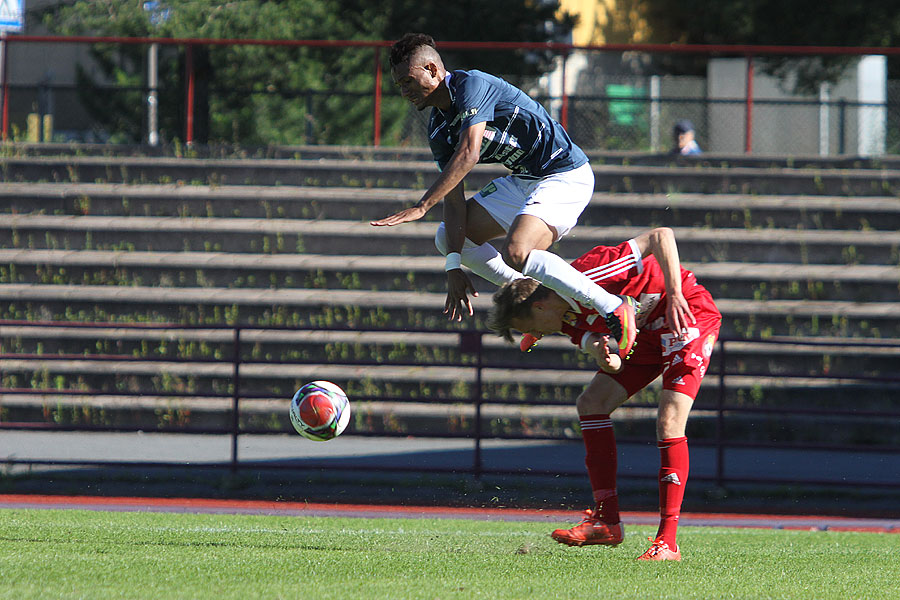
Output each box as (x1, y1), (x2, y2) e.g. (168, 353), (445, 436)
(649, 75), (660, 152)
(716, 338), (726, 488)
(560, 52), (569, 130)
(1, 32), (8, 141)
(838, 99), (847, 154)
(373, 46), (381, 146)
(473, 333), (483, 478)
(184, 43), (194, 146)
(744, 56), (754, 154)
(148, 42), (159, 146)
(230, 326), (241, 472)
(818, 82), (830, 156)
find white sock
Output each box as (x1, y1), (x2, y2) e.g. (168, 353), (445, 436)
(462, 243), (523, 285)
(434, 223), (523, 285)
(522, 249), (622, 314)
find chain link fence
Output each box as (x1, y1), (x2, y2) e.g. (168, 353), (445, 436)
(3, 38), (899, 155)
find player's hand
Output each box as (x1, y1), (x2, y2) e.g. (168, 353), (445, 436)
(665, 292), (696, 340)
(587, 334), (622, 373)
(444, 269), (478, 321)
(370, 204), (427, 227)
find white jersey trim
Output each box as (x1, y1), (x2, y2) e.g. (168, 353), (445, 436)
(627, 239), (644, 274)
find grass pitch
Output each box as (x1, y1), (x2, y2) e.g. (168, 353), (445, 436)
(0, 509), (896, 599)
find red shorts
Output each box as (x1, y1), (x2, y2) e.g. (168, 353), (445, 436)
(607, 289), (721, 400)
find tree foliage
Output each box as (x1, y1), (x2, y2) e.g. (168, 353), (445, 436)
(639, 0), (900, 92)
(40, 0), (574, 146)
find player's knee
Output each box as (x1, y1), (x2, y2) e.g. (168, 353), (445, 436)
(434, 222), (448, 256)
(576, 391), (616, 416)
(501, 243), (530, 271)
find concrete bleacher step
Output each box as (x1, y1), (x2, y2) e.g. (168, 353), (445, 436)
(5, 182), (900, 231)
(4, 325), (899, 399)
(2, 359), (896, 444)
(2, 249), (898, 302)
(13, 141), (900, 170)
(4, 214), (899, 265)
(1, 283), (896, 338)
(3, 357), (894, 410)
(7, 155), (900, 196)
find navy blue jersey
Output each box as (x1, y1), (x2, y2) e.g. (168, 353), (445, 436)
(428, 70), (588, 178)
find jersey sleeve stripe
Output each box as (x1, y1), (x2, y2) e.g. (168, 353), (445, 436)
(581, 254), (638, 280)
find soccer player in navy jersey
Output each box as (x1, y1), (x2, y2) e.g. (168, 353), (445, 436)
(370, 33), (637, 356)
(488, 227), (721, 561)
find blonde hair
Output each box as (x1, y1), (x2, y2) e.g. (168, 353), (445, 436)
(488, 278), (551, 343)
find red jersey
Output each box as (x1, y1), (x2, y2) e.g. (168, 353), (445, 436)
(555, 239), (721, 400)
(559, 239), (715, 350)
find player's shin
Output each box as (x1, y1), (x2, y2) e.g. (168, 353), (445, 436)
(656, 436), (689, 545)
(581, 414), (620, 524)
(522, 250), (622, 314)
(435, 223), (522, 285)
(462, 243), (524, 285)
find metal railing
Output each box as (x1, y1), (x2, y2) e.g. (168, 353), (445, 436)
(2, 319), (898, 489)
(3, 36), (900, 152)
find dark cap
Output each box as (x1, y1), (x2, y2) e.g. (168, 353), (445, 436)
(673, 120), (695, 134)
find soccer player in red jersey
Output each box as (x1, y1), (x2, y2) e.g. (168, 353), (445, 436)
(489, 227), (721, 561)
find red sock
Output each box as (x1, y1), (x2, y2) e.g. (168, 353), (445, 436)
(580, 414), (619, 524)
(656, 436), (689, 545)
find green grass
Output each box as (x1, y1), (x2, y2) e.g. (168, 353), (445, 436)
(0, 509), (897, 599)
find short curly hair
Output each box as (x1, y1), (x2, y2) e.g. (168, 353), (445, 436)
(488, 278), (551, 343)
(389, 33), (437, 67)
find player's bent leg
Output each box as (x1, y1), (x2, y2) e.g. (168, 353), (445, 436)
(463, 197), (509, 245)
(500, 213), (556, 269)
(508, 217), (638, 354)
(656, 390), (694, 440)
(653, 390), (694, 552)
(435, 223), (523, 287)
(550, 374), (628, 548)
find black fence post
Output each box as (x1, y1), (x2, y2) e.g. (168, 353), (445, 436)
(459, 331), (484, 478)
(838, 99), (847, 155)
(230, 326), (241, 473)
(716, 338), (727, 488)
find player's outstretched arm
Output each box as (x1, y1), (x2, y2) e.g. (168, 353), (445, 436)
(370, 122), (484, 227)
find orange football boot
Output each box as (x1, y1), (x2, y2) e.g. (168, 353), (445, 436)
(520, 333), (540, 352)
(605, 295), (639, 357)
(636, 537), (682, 561)
(550, 509), (624, 547)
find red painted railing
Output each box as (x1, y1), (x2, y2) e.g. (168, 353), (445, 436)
(1, 35), (897, 148)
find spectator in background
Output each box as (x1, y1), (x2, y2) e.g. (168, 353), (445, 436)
(672, 120), (702, 155)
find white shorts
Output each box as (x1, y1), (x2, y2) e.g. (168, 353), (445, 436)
(471, 162), (594, 239)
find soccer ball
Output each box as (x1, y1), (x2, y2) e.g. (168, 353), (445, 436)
(289, 380), (351, 441)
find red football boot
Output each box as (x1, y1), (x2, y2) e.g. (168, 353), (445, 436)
(550, 509), (624, 547)
(636, 537), (682, 561)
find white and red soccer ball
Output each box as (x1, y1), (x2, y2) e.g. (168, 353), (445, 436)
(289, 380), (351, 441)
